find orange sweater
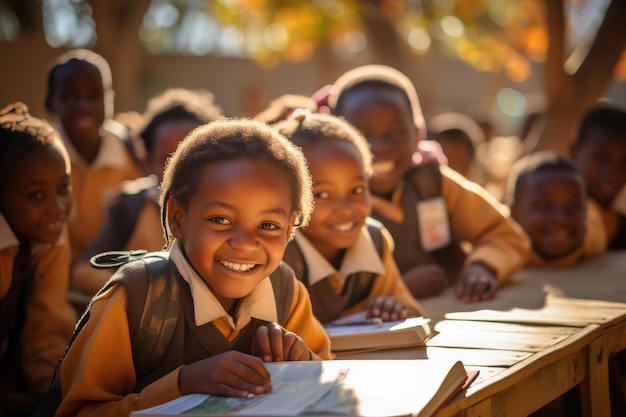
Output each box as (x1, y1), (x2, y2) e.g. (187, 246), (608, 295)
(57, 243), (331, 417)
(0, 215), (76, 407)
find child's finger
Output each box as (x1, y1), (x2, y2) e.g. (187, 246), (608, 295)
(266, 323), (285, 362)
(254, 326), (273, 362)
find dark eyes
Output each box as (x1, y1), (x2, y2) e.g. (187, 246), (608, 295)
(209, 216), (231, 225)
(260, 222), (279, 230)
(28, 191), (44, 200)
(209, 217), (279, 230)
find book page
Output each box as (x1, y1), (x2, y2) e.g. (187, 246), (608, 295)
(324, 312), (431, 337)
(132, 359), (468, 417)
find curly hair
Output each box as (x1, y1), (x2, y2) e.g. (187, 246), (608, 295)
(273, 110), (373, 178)
(159, 117), (313, 247)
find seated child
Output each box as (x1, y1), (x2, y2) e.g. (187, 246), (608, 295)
(54, 118), (331, 417)
(71, 88), (223, 296)
(570, 102), (626, 250)
(44, 48), (144, 262)
(427, 111), (488, 185)
(273, 111), (425, 324)
(504, 150), (607, 267)
(0, 103), (76, 415)
(328, 65), (530, 302)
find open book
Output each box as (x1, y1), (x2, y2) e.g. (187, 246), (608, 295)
(131, 359), (470, 417)
(323, 311), (434, 353)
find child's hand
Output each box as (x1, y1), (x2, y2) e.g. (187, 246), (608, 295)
(368, 295), (418, 321)
(402, 264), (449, 298)
(179, 350), (272, 398)
(254, 322), (311, 362)
(455, 263), (497, 302)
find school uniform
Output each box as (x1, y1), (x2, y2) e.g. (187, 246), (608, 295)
(58, 124), (143, 262)
(525, 199), (608, 268)
(0, 214), (76, 411)
(79, 175), (164, 258)
(56, 241), (331, 417)
(372, 164), (530, 285)
(285, 223), (425, 325)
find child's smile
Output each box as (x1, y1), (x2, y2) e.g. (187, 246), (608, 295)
(301, 138), (371, 262)
(169, 158), (296, 305)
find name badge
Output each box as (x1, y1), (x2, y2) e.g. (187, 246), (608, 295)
(416, 197), (451, 251)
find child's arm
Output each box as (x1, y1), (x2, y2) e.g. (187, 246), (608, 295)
(281, 279), (332, 360)
(441, 165), (531, 285)
(340, 227), (427, 319)
(22, 237), (76, 393)
(455, 263), (498, 302)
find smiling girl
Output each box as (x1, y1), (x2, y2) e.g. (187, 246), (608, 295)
(0, 102), (76, 416)
(55, 118), (331, 417)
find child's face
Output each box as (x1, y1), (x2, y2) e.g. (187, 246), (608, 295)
(0, 140), (72, 245)
(435, 137), (473, 177)
(338, 86), (418, 197)
(47, 64), (109, 146)
(168, 158), (296, 310)
(300, 138), (372, 261)
(511, 171), (586, 260)
(146, 120), (200, 183)
(571, 128), (626, 207)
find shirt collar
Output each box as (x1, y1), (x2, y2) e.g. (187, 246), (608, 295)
(294, 225), (386, 287)
(169, 240), (278, 329)
(57, 122), (129, 169)
(0, 213), (19, 251)
(0, 213), (66, 255)
(371, 181), (405, 224)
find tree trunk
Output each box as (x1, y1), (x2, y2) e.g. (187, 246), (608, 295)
(90, 0), (151, 113)
(533, 0), (626, 155)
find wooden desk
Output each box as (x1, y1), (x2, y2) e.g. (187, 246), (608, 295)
(340, 252), (626, 416)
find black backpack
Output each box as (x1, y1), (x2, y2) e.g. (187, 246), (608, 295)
(28, 251), (172, 417)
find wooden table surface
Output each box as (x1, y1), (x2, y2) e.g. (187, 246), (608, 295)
(337, 251), (626, 417)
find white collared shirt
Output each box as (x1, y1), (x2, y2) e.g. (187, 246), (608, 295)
(168, 240), (278, 330)
(294, 226), (385, 288)
(57, 122), (129, 170)
(0, 213), (63, 255)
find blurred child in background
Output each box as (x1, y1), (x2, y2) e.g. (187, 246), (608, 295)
(571, 102), (626, 250)
(505, 150), (607, 267)
(44, 49), (143, 263)
(0, 103), (76, 416)
(329, 65), (530, 302)
(71, 88), (222, 296)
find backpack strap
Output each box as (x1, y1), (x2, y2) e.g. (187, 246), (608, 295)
(114, 252), (179, 377)
(365, 217), (384, 256)
(404, 163), (467, 283)
(283, 220), (385, 287)
(268, 262), (296, 325)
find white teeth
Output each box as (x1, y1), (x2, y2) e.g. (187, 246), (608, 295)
(373, 160), (395, 174)
(335, 222), (354, 232)
(46, 222), (61, 230)
(220, 261), (256, 272)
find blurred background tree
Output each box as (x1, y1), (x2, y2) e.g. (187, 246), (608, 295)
(1, 0), (625, 154)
